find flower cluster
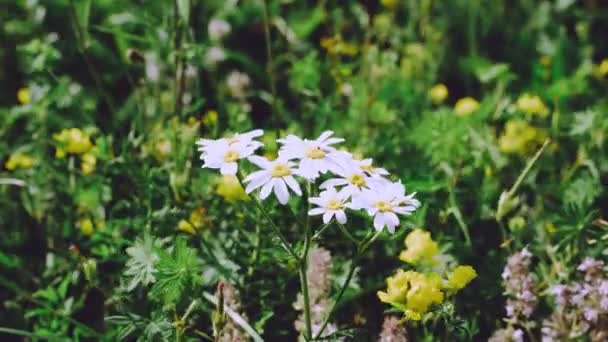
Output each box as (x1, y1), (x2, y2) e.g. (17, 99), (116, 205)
(378, 269), (445, 321)
(516, 93), (549, 118)
(53, 128), (98, 174)
(378, 315), (409, 342)
(197, 130), (420, 233)
(501, 248), (538, 321)
(378, 229), (477, 320)
(5, 152), (34, 170)
(542, 257), (608, 341)
(498, 120), (546, 155)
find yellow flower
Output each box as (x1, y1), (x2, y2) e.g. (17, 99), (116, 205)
(53, 128), (93, 154)
(516, 93), (549, 118)
(216, 175), (249, 202)
(381, 0), (398, 10)
(189, 207), (206, 230)
(377, 270), (444, 320)
(78, 217), (94, 236)
(203, 110), (219, 126)
(399, 229), (439, 264)
(446, 265), (477, 290)
(178, 219), (196, 235)
(177, 207), (207, 235)
(545, 222), (556, 235)
(429, 83), (448, 104)
(81, 152), (97, 175)
(5, 153), (34, 170)
(454, 97), (479, 116)
(17, 87), (31, 105)
(55, 148), (66, 158)
(598, 58), (608, 78)
(498, 120), (546, 155)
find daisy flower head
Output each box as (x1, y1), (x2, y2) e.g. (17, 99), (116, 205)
(196, 129), (264, 175)
(351, 181), (420, 233)
(308, 187), (352, 224)
(244, 155), (302, 204)
(196, 129), (263, 154)
(278, 131), (345, 180)
(354, 158), (389, 177)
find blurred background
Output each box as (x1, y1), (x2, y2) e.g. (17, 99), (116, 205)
(1, 0), (607, 340)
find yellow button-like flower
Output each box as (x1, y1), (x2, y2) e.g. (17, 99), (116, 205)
(216, 175), (249, 202)
(381, 0), (398, 10)
(454, 97), (479, 116)
(81, 152), (97, 175)
(203, 110), (219, 127)
(5, 153), (34, 170)
(399, 229), (439, 264)
(378, 270), (444, 320)
(429, 84), (449, 104)
(446, 265), (477, 290)
(598, 58), (608, 78)
(53, 128), (93, 154)
(78, 218), (94, 236)
(189, 207), (206, 230)
(516, 93), (549, 118)
(177, 219), (196, 235)
(17, 87), (31, 105)
(377, 269), (411, 304)
(152, 139), (171, 161)
(498, 120), (546, 155)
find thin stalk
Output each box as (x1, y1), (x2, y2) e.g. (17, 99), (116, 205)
(506, 139), (550, 197)
(336, 222), (359, 245)
(315, 230), (382, 338)
(299, 182), (313, 340)
(448, 185), (471, 246)
(236, 172), (299, 260)
(261, 0), (282, 126)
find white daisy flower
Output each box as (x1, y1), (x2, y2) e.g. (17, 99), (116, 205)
(278, 131), (345, 180)
(308, 187), (352, 224)
(244, 155), (302, 205)
(200, 140), (259, 175)
(355, 158), (389, 177)
(196, 129), (264, 175)
(351, 181), (420, 233)
(196, 129), (263, 154)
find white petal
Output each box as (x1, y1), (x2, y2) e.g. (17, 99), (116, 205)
(373, 214), (385, 231)
(322, 211), (333, 224)
(385, 212), (400, 228)
(220, 162), (238, 175)
(260, 180), (274, 200)
(248, 155), (270, 168)
(243, 170), (267, 183)
(273, 178), (289, 204)
(245, 173), (271, 193)
(336, 210), (347, 224)
(317, 131), (334, 142)
(320, 178), (348, 189)
(308, 208), (325, 216)
(283, 176), (302, 196)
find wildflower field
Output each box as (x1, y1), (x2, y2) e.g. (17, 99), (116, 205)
(1, 1), (608, 341)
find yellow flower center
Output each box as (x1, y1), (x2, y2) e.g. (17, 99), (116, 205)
(348, 174), (366, 187)
(374, 200), (393, 212)
(305, 147), (326, 159)
(223, 150), (240, 162)
(326, 199), (341, 210)
(271, 164), (291, 177)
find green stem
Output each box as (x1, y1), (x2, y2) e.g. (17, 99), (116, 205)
(299, 183), (313, 340)
(236, 172), (299, 261)
(448, 185), (471, 246)
(315, 230), (382, 338)
(507, 139), (550, 197)
(337, 222), (359, 245)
